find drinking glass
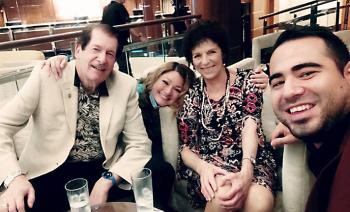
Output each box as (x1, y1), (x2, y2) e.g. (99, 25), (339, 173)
(65, 178), (91, 212)
(131, 168), (154, 212)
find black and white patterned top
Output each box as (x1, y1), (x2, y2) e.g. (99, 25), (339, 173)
(177, 69), (277, 208)
(67, 71), (109, 162)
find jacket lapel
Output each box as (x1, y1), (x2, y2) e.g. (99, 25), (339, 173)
(100, 72), (116, 141)
(61, 62), (78, 134)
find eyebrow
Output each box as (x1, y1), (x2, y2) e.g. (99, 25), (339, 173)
(269, 62), (322, 84)
(291, 62), (322, 71)
(163, 77), (183, 89)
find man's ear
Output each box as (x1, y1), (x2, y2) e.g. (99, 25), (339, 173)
(74, 44), (82, 59)
(344, 61), (350, 81)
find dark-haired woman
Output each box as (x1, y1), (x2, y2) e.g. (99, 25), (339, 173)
(177, 20), (277, 211)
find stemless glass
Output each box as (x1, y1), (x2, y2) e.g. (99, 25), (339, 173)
(131, 168), (154, 212)
(65, 178), (91, 212)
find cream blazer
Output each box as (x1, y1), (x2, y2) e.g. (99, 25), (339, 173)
(0, 61), (151, 185)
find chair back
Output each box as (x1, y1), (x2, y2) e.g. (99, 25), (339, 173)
(334, 30), (350, 50)
(252, 31), (283, 66)
(0, 50), (44, 158)
(0, 50), (45, 62)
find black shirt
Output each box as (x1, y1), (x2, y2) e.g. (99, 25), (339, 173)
(138, 90), (164, 160)
(102, 1), (130, 47)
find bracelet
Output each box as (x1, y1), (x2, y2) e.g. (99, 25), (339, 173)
(242, 156), (256, 165)
(4, 170), (23, 189)
(101, 171), (117, 186)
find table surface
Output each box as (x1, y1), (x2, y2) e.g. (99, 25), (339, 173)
(91, 202), (163, 212)
(91, 202), (137, 212)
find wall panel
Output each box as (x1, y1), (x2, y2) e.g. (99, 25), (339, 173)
(3, 0), (21, 22)
(3, 0), (55, 24)
(251, 0), (275, 37)
(192, 0), (243, 63)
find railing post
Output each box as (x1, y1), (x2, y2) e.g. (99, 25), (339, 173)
(310, 5), (317, 26)
(263, 19), (267, 35)
(335, 1), (340, 31)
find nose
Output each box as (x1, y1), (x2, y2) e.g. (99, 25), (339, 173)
(200, 54), (209, 65)
(163, 86), (172, 96)
(283, 78), (305, 101)
(97, 52), (107, 63)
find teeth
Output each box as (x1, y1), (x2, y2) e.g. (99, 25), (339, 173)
(289, 104), (312, 114)
(92, 65), (104, 71)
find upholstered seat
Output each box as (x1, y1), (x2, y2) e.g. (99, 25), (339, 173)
(0, 50), (45, 157)
(334, 30), (350, 50)
(252, 31), (283, 66)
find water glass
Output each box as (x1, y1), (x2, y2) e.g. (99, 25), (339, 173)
(131, 168), (154, 212)
(65, 178), (91, 212)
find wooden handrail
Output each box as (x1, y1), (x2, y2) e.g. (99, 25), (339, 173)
(289, 0), (341, 14)
(259, 0), (335, 19)
(263, 4), (349, 31)
(0, 14), (201, 50)
(112, 14), (200, 30)
(0, 31), (81, 50)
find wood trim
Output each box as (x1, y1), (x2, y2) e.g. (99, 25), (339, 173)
(342, 0), (350, 29)
(0, 14), (201, 50)
(266, 0), (275, 34)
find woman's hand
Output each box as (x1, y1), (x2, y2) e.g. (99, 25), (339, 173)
(197, 160), (227, 202)
(41, 55), (68, 80)
(215, 169), (253, 210)
(271, 122), (301, 148)
(250, 65), (269, 90)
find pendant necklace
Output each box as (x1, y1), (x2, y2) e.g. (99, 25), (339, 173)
(200, 69), (230, 141)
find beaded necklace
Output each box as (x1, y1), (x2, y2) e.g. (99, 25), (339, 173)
(200, 69), (230, 141)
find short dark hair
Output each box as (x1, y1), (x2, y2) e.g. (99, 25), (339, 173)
(77, 24), (118, 50)
(272, 26), (350, 72)
(182, 20), (229, 65)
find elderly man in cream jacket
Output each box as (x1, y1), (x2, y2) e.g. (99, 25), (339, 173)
(0, 24), (151, 212)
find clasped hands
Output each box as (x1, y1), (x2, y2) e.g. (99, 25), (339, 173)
(197, 160), (252, 210)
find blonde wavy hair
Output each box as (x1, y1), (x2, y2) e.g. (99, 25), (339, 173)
(140, 61), (195, 110)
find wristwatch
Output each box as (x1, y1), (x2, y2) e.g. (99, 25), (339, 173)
(4, 170), (22, 189)
(101, 171), (117, 186)
(242, 156), (256, 165)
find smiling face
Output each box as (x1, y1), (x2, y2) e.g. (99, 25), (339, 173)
(269, 37), (350, 140)
(150, 70), (185, 107)
(191, 39), (226, 82)
(75, 27), (117, 92)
